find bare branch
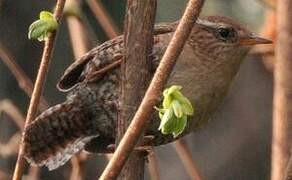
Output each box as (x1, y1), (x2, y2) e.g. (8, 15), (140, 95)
(0, 100), (40, 179)
(0, 133), (21, 157)
(284, 148), (292, 180)
(173, 139), (202, 180)
(0, 169), (9, 180)
(65, 0), (94, 59)
(272, 1), (292, 179)
(27, 167), (40, 180)
(12, 1), (67, 179)
(254, 0), (276, 10)
(100, 0), (205, 179)
(0, 42), (49, 111)
(85, 0), (120, 39)
(257, 0), (276, 72)
(66, 17), (90, 59)
(147, 150), (160, 180)
(69, 154), (88, 180)
(0, 99), (25, 130)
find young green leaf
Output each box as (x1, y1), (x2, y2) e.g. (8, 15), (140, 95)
(163, 85), (182, 97)
(39, 11), (55, 21)
(159, 111), (164, 119)
(28, 20), (50, 40)
(156, 85), (194, 138)
(154, 106), (165, 119)
(172, 91), (194, 115)
(162, 94), (172, 109)
(161, 116), (177, 135)
(172, 115), (187, 137)
(158, 108), (173, 130)
(28, 11), (58, 42)
(172, 100), (183, 118)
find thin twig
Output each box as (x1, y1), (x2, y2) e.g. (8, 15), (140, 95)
(65, 0), (93, 59)
(147, 150), (160, 180)
(254, 0), (276, 10)
(258, 0), (276, 72)
(0, 42), (49, 111)
(0, 170), (9, 180)
(272, 1), (292, 180)
(12, 1), (67, 179)
(27, 167), (40, 180)
(66, 16), (90, 59)
(0, 43), (50, 180)
(69, 155), (87, 180)
(173, 139), (202, 180)
(0, 100), (40, 179)
(0, 100), (24, 157)
(0, 99), (25, 130)
(284, 148), (292, 180)
(0, 133), (21, 157)
(85, 0), (120, 39)
(249, 47), (274, 57)
(100, 0), (205, 179)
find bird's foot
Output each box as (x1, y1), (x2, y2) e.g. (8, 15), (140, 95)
(103, 135), (155, 155)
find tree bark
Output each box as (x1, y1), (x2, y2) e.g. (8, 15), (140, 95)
(117, 1), (157, 179)
(272, 1), (292, 180)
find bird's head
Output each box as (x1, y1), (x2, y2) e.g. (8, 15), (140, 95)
(187, 16), (272, 66)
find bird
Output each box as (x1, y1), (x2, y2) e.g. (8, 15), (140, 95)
(22, 16), (272, 170)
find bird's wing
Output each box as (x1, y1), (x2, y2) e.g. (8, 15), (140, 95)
(57, 22), (176, 92)
(57, 36), (124, 91)
(154, 21), (177, 35)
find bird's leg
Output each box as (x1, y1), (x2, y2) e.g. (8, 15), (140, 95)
(102, 135), (155, 154)
(141, 135), (155, 146)
(104, 145), (153, 155)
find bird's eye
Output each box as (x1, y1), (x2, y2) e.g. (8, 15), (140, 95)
(217, 27), (235, 39)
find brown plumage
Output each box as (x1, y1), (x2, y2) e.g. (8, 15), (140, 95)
(22, 16), (272, 170)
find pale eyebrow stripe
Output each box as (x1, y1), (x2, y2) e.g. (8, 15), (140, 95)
(196, 19), (218, 28)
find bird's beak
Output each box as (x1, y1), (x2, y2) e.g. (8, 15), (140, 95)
(239, 35), (273, 46)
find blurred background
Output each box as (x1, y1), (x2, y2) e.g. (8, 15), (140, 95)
(0, 0), (275, 179)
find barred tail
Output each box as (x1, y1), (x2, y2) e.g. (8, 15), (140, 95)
(22, 100), (98, 170)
